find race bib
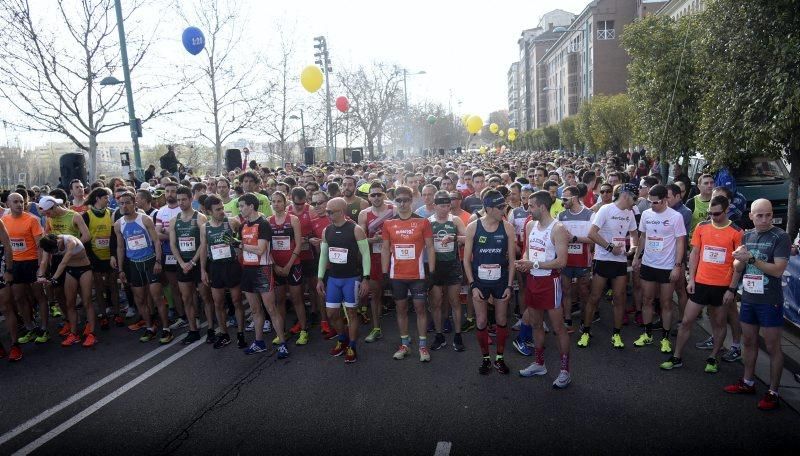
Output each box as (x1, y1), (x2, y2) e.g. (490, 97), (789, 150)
(10, 238), (26, 251)
(272, 236), (291, 251)
(126, 234), (147, 251)
(301, 239), (310, 251)
(94, 237), (110, 249)
(178, 237), (195, 252)
(568, 243), (584, 255)
(394, 244), (415, 260)
(743, 273), (764, 294)
(646, 236), (664, 253)
(478, 264), (501, 281)
(211, 244), (232, 260)
(529, 245), (545, 262)
(372, 242), (382, 254)
(165, 254), (177, 265)
(433, 236), (454, 253)
(702, 245), (726, 265)
(612, 237), (627, 248)
(242, 250), (259, 262)
(329, 247), (348, 264)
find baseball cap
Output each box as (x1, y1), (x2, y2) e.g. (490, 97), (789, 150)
(619, 183), (638, 195)
(38, 196), (63, 211)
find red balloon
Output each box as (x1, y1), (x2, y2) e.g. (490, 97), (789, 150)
(335, 96), (349, 113)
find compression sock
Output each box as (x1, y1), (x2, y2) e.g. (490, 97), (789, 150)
(401, 335), (410, 347)
(476, 326), (490, 356)
(495, 324), (508, 354)
(520, 323), (532, 342)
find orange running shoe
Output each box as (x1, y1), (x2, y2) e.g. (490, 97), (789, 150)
(289, 322), (302, 335)
(83, 324), (94, 336)
(8, 345), (22, 362)
(61, 333), (81, 347)
(82, 333), (98, 348)
(58, 322), (72, 337)
(128, 320), (147, 331)
(114, 315), (125, 327)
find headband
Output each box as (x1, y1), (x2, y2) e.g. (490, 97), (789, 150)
(434, 197), (451, 205)
(483, 194), (506, 208)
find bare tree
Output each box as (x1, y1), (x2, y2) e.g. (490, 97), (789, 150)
(0, 0), (179, 181)
(177, 0), (274, 174)
(338, 63), (404, 160)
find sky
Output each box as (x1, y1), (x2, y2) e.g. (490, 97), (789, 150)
(0, 0), (590, 149)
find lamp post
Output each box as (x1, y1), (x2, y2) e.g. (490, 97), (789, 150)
(397, 68), (426, 156)
(314, 36), (333, 163)
(289, 109), (306, 161)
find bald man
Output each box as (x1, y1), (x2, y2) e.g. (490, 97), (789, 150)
(726, 199), (791, 411)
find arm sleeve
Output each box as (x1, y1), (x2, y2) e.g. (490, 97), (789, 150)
(358, 238), (370, 276)
(317, 241), (329, 279)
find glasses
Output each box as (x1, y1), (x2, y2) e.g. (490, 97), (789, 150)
(369, 193), (384, 198)
(600, 189), (612, 194)
(561, 198), (571, 205)
(648, 199), (663, 205)
(310, 201), (325, 207)
(639, 185), (649, 189)
(709, 211), (724, 217)
(395, 198), (411, 204)
(325, 209), (340, 216)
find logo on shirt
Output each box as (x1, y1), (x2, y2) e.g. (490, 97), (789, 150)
(478, 236), (487, 244)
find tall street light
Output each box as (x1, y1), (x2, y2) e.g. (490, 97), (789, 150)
(397, 68), (426, 156)
(289, 109), (306, 160)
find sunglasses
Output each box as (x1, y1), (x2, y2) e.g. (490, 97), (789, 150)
(561, 198), (571, 204)
(310, 201), (325, 207)
(369, 193), (384, 198)
(648, 199), (663, 205)
(600, 189), (612, 194)
(395, 198), (411, 204)
(709, 211), (724, 217)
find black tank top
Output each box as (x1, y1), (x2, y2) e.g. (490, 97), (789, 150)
(324, 220), (362, 278)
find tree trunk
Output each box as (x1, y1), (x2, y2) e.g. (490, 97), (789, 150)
(366, 136), (374, 160)
(89, 133), (97, 183)
(788, 146), (800, 242)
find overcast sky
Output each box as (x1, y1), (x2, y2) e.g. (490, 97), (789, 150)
(0, 0), (589, 149)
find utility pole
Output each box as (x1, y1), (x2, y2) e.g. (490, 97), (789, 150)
(112, 0), (143, 181)
(314, 36), (334, 163)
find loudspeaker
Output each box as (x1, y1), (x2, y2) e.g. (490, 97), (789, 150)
(59, 153), (87, 187)
(225, 149), (242, 171)
(456, 147), (462, 154)
(351, 148), (363, 163)
(438, 148), (445, 156)
(396, 150), (404, 160)
(304, 147), (315, 165)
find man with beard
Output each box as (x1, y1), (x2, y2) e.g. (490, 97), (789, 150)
(342, 176), (369, 222)
(153, 182), (187, 329)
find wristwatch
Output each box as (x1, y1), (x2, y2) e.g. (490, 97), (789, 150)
(571, 235), (577, 243)
(727, 287), (738, 294)
(605, 244), (614, 252)
(747, 256), (756, 265)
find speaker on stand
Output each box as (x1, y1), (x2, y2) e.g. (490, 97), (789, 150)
(351, 148), (363, 163)
(225, 149), (242, 171)
(59, 153), (87, 189)
(304, 147), (315, 165)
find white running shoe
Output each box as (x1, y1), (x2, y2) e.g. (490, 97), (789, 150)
(263, 320), (273, 333)
(245, 320), (255, 332)
(125, 307), (137, 318)
(552, 370), (571, 389)
(168, 317), (188, 330)
(519, 361), (548, 377)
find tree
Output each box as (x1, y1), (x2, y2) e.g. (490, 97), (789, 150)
(178, 0), (273, 174)
(622, 14), (701, 168)
(559, 116), (582, 152)
(542, 125), (560, 150)
(479, 110), (510, 142)
(338, 63), (404, 160)
(586, 94), (634, 155)
(576, 101), (596, 155)
(0, 0), (176, 181)
(696, 0), (800, 239)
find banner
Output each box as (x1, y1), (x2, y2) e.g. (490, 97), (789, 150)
(782, 254), (800, 328)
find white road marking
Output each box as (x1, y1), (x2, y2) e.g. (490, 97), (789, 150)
(434, 441), (452, 456)
(0, 323), (207, 447)
(12, 338), (207, 455)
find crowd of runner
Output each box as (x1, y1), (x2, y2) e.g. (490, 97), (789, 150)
(0, 149), (793, 409)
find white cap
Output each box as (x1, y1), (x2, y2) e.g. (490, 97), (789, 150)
(37, 196), (63, 211)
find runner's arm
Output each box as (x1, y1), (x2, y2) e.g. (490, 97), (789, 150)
(198, 222), (208, 272)
(381, 237), (391, 275)
(52, 237), (76, 280)
(504, 221), (516, 287)
(587, 224), (608, 250)
(675, 235), (686, 264)
(74, 213), (90, 244)
(354, 224), (370, 277)
(289, 215), (303, 265)
(454, 217), (466, 244)
(190, 213), (208, 266)
(0, 221), (13, 274)
(114, 222), (125, 270)
(462, 221), (476, 284)
(317, 227), (329, 278)
(143, 217), (162, 260)
(687, 245), (700, 282)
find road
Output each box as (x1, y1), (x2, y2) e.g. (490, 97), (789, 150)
(1, 302), (798, 455)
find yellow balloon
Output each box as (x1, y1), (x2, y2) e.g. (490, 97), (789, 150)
(301, 65), (324, 93)
(508, 128), (516, 136)
(498, 130), (505, 138)
(479, 146), (487, 154)
(508, 132), (517, 142)
(489, 123), (499, 134)
(461, 114), (470, 127)
(466, 115), (483, 134)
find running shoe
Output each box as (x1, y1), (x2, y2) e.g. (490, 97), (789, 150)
(323, 325), (338, 340)
(289, 322), (302, 335)
(419, 347), (431, 362)
(723, 379), (756, 395)
(125, 306), (137, 318)
(660, 356), (683, 370)
(61, 333), (81, 347)
(99, 315), (110, 330)
(513, 338), (532, 356)
(128, 320), (147, 331)
(393, 344), (410, 360)
(205, 329), (216, 344)
(272, 335), (281, 345)
(695, 336), (713, 350)
(244, 340), (267, 355)
(705, 357), (718, 374)
(519, 361), (548, 377)
(320, 320), (333, 335)
(295, 330), (309, 345)
(512, 319), (522, 331)
(660, 338), (672, 353)
(757, 391), (780, 411)
(494, 357), (510, 375)
(34, 329), (50, 344)
(461, 317), (476, 332)
(277, 344), (289, 359)
(58, 322), (72, 337)
(577, 332), (591, 348)
(114, 315), (125, 327)
(8, 344), (22, 362)
(182, 330), (200, 345)
(263, 320), (273, 333)
(443, 318), (453, 334)
(722, 346), (742, 363)
(344, 347), (357, 363)
(159, 329), (174, 345)
(552, 370), (572, 389)
(168, 317), (188, 330)
(479, 357), (492, 375)
(611, 334), (625, 349)
(227, 316), (237, 328)
(213, 333), (231, 349)
(18, 330), (36, 344)
(633, 333), (653, 347)
(453, 333), (465, 352)
(365, 327), (382, 343)
(50, 304), (62, 318)
(430, 334), (447, 351)
(82, 333), (97, 348)
(237, 332), (246, 349)
(139, 329), (157, 342)
(245, 320), (255, 332)
(330, 341), (346, 357)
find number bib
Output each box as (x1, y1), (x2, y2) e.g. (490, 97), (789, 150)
(529, 246), (545, 262)
(646, 236), (664, 253)
(94, 237), (110, 249)
(10, 238), (26, 252)
(329, 247), (348, 264)
(372, 242), (382, 254)
(210, 244), (232, 260)
(568, 243), (584, 255)
(165, 254), (178, 265)
(478, 264), (501, 281)
(272, 236), (290, 251)
(433, 237), (454, 253)
(242, 250), (258, 262)
(702, 245), (726, 265)
(743, 273), (764, 294)
(612, 237), (627, 248)
(394, 244), (415, 260)
(126, 234), (147, 251)
(178, 237), (195, 252)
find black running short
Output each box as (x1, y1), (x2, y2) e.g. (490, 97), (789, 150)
(209, 261), (242, 289)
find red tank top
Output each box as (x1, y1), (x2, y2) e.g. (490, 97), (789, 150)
(287, 203), (314, 261)
(365, 204), (394, 257)
(268, 214), (299, 266)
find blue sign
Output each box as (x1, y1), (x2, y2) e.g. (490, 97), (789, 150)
(182, 27), (205, 55)
(782, 254), (800, 328)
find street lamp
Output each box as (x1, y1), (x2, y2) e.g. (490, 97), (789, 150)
(289, 110), (306, 159)
(396, 67), (426, 156)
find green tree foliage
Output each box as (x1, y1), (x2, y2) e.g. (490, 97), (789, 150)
(580, 94), (634, 155)
(558, 116), (582, 152)
(542, 125), (560, 150)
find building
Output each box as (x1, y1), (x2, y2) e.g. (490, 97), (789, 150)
(507, 62), (520, 129)
(638, 0), (668, 17)
(656, 0), (704, 19)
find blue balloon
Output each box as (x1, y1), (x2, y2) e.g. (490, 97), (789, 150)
(182, 27), (205, 55)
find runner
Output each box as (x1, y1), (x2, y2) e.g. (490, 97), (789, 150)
(382, 185), (435, 362)
(154, 182), (187, 329)
(286, 187), (318, 338)
(199, 195), (246, 349)
(724, 199), (790, 410)
(558, 186), (594, 334)
(516, 190), (571, 387)
(463, 189), (516, 375)
(687, 173), (714, 236)
(308, 190), (336, 340)
(37, 233), (97, 347)
(428, 190), (466, 352)
(113, 192), (171, 344)
(358, 180), (394, 343)
(661, 195), (742, 372)
(316, 197), (370, 363)
(237, 193), (285, 358)
(215, 178), (238, 218)
(579, 183), (639, 349)
(82, 187), (122, 329)
(341, 175), (369, 221)
(632, 184), (686, 353)
(0, 219), (22, 361)
(69, 179), (88, 213)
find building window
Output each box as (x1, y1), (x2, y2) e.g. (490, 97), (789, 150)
(597, 20), (615, 40)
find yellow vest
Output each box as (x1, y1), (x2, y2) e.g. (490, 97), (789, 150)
(86, 208), (112, 260)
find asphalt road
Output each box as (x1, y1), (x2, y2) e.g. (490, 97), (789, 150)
(1, 300), (798, 456)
